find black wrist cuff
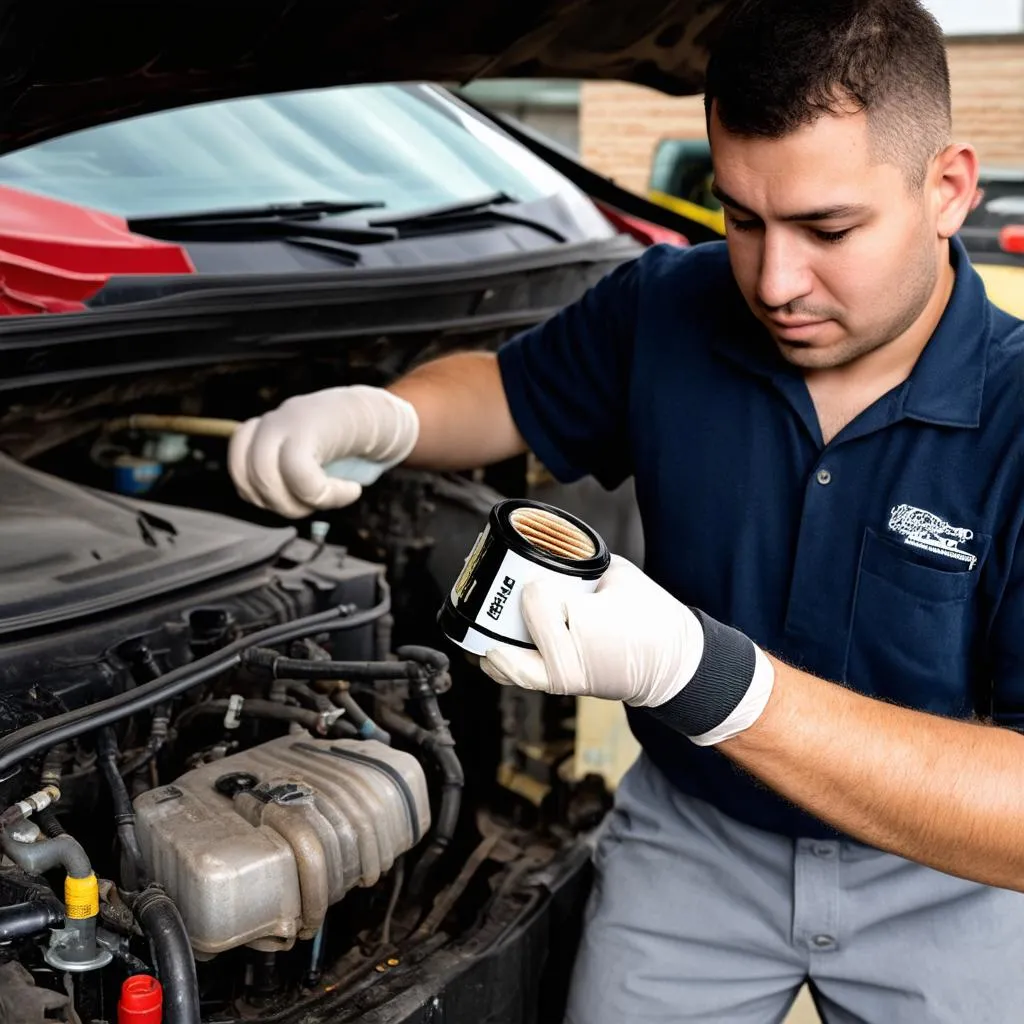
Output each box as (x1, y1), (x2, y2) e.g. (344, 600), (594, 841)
(645, 609), (756, 737)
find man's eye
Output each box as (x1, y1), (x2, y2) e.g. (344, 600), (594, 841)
(814, 228), (852, 244)
(727, 216), (760, 232)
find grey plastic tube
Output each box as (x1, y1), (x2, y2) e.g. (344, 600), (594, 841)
(0, 831), (92, 879)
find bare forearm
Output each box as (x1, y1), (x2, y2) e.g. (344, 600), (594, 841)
(387, 351), (527, 471)
(721, 660), (1024, 891)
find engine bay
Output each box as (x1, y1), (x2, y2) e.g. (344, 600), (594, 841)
(0, 361), (611, 1023)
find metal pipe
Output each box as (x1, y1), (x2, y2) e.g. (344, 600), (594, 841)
(106, 414), (239, 438)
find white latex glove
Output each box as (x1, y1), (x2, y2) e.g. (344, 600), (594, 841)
(480, 555), (775, 746)
(228, 385), (419, 518)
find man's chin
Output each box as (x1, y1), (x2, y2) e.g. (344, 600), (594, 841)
(770, 326), (856, 369)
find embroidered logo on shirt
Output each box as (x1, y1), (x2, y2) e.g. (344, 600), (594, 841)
(887, 504), (978, 569)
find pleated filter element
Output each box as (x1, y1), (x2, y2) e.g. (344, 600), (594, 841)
(508, 507), (597, 561)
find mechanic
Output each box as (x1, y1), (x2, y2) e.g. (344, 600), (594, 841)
(227, 0), (1024, 1020)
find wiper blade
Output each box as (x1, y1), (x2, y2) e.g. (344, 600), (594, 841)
(130, 200), (398, 245)
(369, 191), (568, 243)
(132, 199), (387, 226)
(370, 191), (513, 225)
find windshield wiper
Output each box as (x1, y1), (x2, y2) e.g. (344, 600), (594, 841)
(133, 199), (387, 226)
(369, 191), (568, 243)
(130, 200), (398, 244)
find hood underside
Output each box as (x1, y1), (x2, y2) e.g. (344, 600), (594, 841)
(0, 0), (727, 154)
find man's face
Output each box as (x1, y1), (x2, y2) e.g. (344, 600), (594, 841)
(709, 107), (943, 370)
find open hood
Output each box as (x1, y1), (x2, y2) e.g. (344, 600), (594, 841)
(0, 0), (727, 154)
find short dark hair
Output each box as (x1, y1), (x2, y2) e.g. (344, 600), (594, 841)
(704, 0), (952, 189)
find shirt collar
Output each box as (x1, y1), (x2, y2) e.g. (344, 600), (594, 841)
(900, 235), (989, 428)
(711, 235), (991, 429)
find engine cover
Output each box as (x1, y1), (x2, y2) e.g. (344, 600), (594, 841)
(133, 734), (431, 955)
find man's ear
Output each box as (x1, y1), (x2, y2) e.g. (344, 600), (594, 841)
(932, 143), (980, 239)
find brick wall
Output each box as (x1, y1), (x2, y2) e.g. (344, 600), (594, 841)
(580, 37), (1024, 194)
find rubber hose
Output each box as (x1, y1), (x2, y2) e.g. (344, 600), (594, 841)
(332, 691), (392, 745)
(174, 699), (358, 738)
(283, 681), (336, 716)
(133, 887), (201, 1024)
(97, 728), (149, 890)
(0, 900), (64, 941)
(0, 831), (92, 879)
(0, 595), (390, 775)
(378, 707), (463, 897)
(285, 639), (391, 742)
(38, 743), (69, 835)
(243, 650), (422, 681)
(35, 806), (67, 838)
(396, 646), (451, 675)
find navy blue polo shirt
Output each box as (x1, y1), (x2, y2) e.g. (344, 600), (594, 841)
(497, 237), (1024, 839)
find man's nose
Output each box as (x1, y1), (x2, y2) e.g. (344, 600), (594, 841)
(756, 230), (813, 311)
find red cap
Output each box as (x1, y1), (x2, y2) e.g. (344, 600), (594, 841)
(1000, 225), (1024, 255)
(118, 975), (163, 1024)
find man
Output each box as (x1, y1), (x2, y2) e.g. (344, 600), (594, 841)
(228, 1), (1024, 1020)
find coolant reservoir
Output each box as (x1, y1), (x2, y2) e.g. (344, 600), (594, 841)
(133, 735), (430, 954)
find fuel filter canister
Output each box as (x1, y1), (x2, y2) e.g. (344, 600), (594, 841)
(438, 499), (610, 656)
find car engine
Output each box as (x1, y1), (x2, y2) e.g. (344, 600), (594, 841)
(0, 380), (609, 1024)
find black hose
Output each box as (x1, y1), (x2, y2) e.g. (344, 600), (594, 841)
(243, 650), (423, 682)
(97, 728), (149, 891)
(0, 595), (390, 776)
(282, 681), (336, 717)
(119, 646), (172, 779)
(40, 743), (69, 789)
(0, 899), (64, 941)
(378, 704), (463, 898)
(37, 743), (69, 836)
(285, 638), (393, 743)
(133, 887), (201, 1024)
(174, 698), (359, 739)
(35, 806), (66, 838)
(332, 691), (392, 745)
(396, 646), (451, 675)
(120, 705), (170, 779)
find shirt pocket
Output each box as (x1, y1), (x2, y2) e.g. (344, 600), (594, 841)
(846, 527), (987, 714)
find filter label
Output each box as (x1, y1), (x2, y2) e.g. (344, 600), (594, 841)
(487, 576), (516, 621)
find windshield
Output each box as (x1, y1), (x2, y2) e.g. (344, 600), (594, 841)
(0, 84), (577, 220)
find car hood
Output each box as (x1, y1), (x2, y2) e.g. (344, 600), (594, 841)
(0, 0), (726, 153)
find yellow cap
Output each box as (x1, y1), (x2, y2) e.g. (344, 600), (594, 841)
(64, 873), (99, 920)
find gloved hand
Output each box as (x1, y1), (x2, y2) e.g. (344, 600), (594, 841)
(480, 555), (775, 746)
(228, 385), (419, 518)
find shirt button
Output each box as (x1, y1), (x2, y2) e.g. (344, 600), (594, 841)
(816, 468), (832, 486)
(812, 934), (836, 949)
(812, 843), (836, 859)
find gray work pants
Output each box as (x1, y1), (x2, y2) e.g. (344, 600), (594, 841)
(565, 754), (1024, 1023)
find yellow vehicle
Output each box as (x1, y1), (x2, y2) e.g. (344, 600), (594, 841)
(648, 139), (1024, 319)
